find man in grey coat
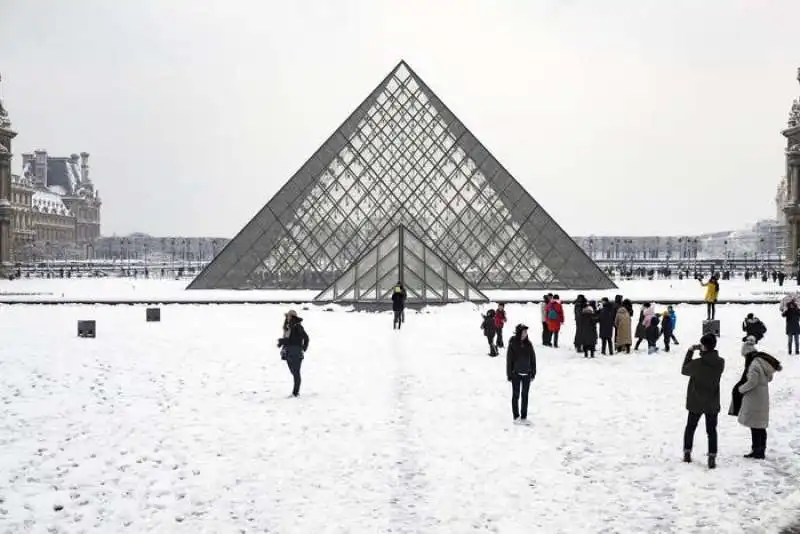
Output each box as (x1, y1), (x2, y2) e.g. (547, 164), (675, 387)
(736, 342), (782, 459)
(681, 333), (725, 469)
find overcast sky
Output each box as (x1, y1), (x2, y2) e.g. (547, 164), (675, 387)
(1, 0), (798, 238)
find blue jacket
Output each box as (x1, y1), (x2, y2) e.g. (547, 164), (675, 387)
(669, 310), (677, 330)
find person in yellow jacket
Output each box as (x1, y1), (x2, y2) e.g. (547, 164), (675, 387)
(700, 274), (720, 321)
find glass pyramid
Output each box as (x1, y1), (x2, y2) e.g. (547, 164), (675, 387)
(315, 225), (488, 302)
(188, 61), (615, 293)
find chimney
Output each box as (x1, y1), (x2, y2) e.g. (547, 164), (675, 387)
(34, 149), (48, 187)
(80, 151), (90, 182)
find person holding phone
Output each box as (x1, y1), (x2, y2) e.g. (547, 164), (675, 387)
(681, 334), (725, 469)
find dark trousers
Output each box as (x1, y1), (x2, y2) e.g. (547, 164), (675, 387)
(496, 327), (504, 348)
(286, 357), (302, 396)
(788, 334), (799, 354)
(683, 411), (718, 455)
(542, 322), (551, 346)
(601, 337), (613, 354)
(551, 331), (559, 348)
(393, 309), (404, 329)
(511, 374), (532, 419)
(706, 302), (716, 320)
(750, 428), (767, 453)
(663, 332), (672, 351)
(486, 333), (497, 356)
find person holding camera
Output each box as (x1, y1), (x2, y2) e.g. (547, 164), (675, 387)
(278, 310), (310, 397)
(681, 333), (725, 469)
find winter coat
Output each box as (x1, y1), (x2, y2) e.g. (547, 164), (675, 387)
(738, 354), (781, 428)
(278, 318), (310, 359)
(645, 316), (661, 345)
(494, 309), (507, 330)
(668, 310), (677, 330)
(576, 306), (598, 347)
(545, 301), (564, 333)
(783, 307), (800, 335)
(391, 285), (407, 311)
(481, 314), (497, 338)
(703, 280), (719, 303)
(635, 308), (653, 339)
(614, 307), (633, 347)
(682, 349), (725, 414)
(598, 303), (615, 338)
(742, 317), (767, 340)
(660, 312), (674, 335)
(506, 335), (537, 380)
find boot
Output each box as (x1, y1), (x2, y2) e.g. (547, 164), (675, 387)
(708, 454), (716, 469)
(683, 450), (692, 463)
(743, 451), (765, 459)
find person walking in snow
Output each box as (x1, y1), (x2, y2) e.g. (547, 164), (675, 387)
(661, 310), (675, 352)
(741, 313), (767, 342)
(278, 310), (310, 397)
(634, 303), (654, 351)
(782, 300), (800, 355)
(733, 339), (782, 459)
(645, 314), (661, 354)
(391, 281), (407, 330)
(681, 333), (725, 469)
(540, 294), (553, 346)
(481, 309), (498, 357)
(545, 295), (565, 348)
(700, 274), (720, 321)
(506, 324), (537, 424)
(494, 303), (508, 349)
(614, 300), (633, 354)
(598, 299), (615, 355)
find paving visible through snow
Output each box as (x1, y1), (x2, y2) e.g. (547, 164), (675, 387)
(0, 297), (799, 532)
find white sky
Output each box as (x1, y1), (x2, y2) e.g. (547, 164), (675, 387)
(1, 0), (799, 237)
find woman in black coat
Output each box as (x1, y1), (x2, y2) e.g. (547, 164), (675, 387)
(783, 301), (800, 355)
(598, 300), (615, 355)
(577, 302), (599, 358)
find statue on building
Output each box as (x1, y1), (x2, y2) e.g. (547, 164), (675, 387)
(0, 73), (10, 129)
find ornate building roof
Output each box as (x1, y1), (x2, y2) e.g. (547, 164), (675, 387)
(32, 190), (72, 216)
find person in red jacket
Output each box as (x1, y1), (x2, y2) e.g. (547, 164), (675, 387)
(545, 295), (565, 348)
(494, 303), (508, 349)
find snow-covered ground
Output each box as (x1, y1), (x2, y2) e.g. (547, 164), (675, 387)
(0, 277), (796, 302)
(1, 301), (798, 532)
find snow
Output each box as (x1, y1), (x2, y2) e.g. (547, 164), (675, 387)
(0, 299), (798, 532)
(0, 277), (796, 303)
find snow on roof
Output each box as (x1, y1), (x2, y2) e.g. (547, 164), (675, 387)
(33, 190), (72, 216)
(47, 185), (67, 196)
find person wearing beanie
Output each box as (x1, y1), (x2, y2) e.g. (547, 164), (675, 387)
(506, 324), (537, 424)
(681, 333), (725, 469)
(731, 339), (783, 459)
(277, 310), (310, 397)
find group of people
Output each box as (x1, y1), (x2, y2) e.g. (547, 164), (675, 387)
(681, 333), (782, 469)
(480, 295), (681, 359)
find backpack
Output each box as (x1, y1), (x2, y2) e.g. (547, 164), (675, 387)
(548, 307), (558, 320)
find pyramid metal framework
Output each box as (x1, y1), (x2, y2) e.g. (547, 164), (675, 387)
(316, 225), (489, 302)
(188, 61), (615, 295)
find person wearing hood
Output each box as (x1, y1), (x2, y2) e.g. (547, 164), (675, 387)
(681, 333), (725, 469)
(481, 309), (498, 357)
(598, 299), (615, 355)
(494, 303), (508, 349)
(278, 310), (310, 397)
(733, 338), (782, 459)
(645, 314), (661, 354)
(577, 301), (599, 358)
(506, 324), (537, 424)
(741, 313), (767, 342)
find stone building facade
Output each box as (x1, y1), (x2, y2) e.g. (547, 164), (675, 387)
(0, 74), (16, 273)
(782, 68), (800, 270)
(8, 151), (101, 260)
